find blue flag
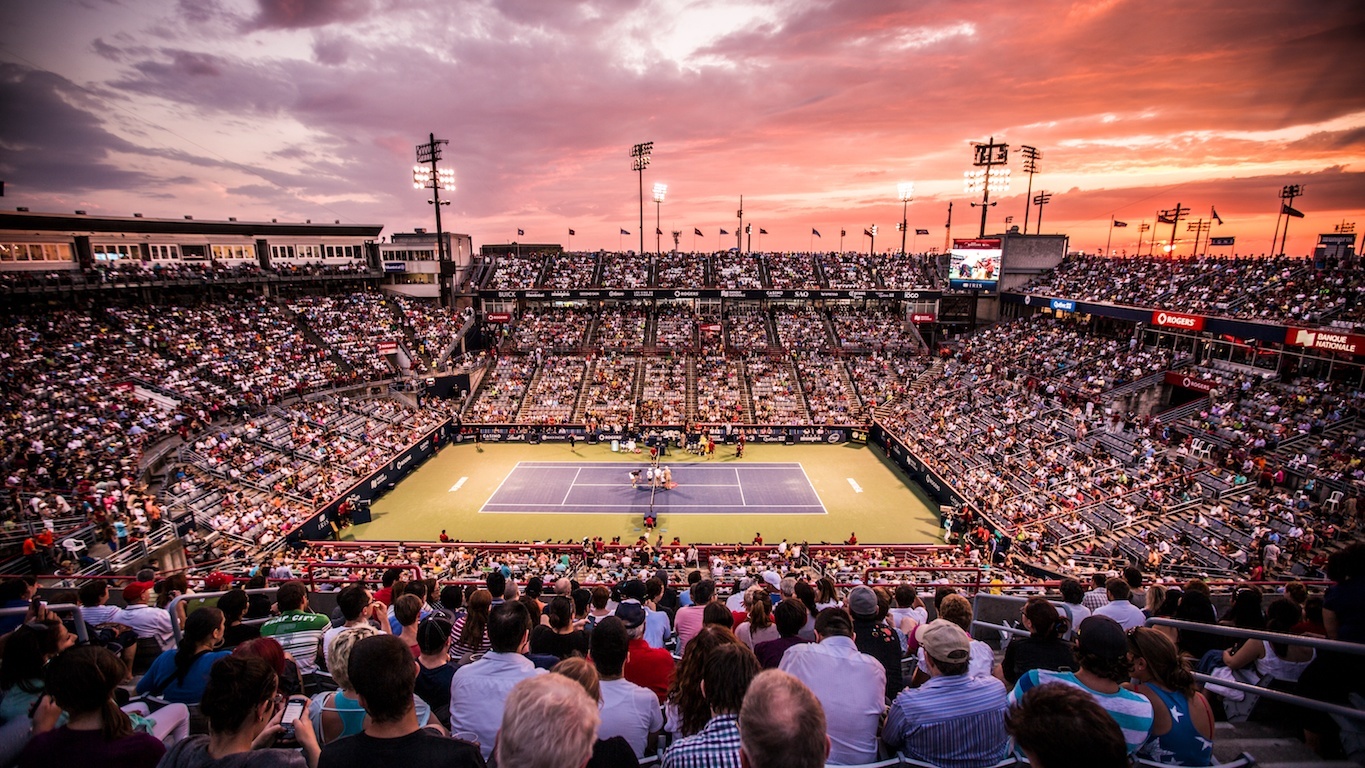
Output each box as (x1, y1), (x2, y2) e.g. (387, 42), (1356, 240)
(812, 228), (821, 237)
(720, 228), (730, 235)
(620, 228), (630, 235)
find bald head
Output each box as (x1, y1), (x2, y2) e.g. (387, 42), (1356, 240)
(738, 670), (829, 768)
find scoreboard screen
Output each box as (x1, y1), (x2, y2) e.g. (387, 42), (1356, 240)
(949, 238), (1002, 291)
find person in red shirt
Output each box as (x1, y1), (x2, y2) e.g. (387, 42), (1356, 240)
(846, 532), (858, 546)
(616, 602), (674, 702)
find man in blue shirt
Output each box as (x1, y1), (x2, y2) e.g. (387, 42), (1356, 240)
(884, 619), (1010, 768)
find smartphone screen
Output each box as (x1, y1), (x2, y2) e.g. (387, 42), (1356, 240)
(280, 699), (306, 735)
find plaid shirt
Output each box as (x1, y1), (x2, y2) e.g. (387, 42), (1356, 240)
(662, 714), (742, 768)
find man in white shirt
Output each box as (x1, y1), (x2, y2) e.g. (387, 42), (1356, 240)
(591, 615), (662, 758)
(779, 608), (886, 765)
(113, 581), (174, 651)
(450, 600), (544, 759)
(1093, 578), (1146, 631)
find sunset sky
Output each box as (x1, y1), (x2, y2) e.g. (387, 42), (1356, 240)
(2, 0), (1362, 257)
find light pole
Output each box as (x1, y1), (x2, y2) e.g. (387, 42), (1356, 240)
(966, 137), (1009, 237)
(631, 142), (653, 255)
(653, 183), (667, 256)
(867, 225), (878, 257)
(1274, 184), (1305, 256)
(1157, 202), (1191, 256)
(1019, 145), (1041, 234)
(413, 133), (455, 307)
(1032, 191), (1053, 234)
(1188, 219), (1211, 256)
(897, 182), (914, 256)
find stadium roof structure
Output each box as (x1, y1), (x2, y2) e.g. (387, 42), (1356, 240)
(0, 209), (384, 239)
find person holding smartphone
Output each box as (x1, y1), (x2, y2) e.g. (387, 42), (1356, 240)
(157, 655), (320, 768)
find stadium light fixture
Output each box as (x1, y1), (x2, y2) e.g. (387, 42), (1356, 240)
(967, 137), (1009, 237)
(653, 183), (668, 256)
(1019, 145), (1041, 233)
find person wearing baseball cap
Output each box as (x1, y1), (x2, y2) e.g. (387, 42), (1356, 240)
(847, 585), (902, 698)
(113, 580), (174, 651)
(1009, 615), (1154, 755)
(883, 619), (1010, 765)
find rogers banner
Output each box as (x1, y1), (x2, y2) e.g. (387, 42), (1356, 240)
(1150, 310), (1205, 331)
(1285, 327), (1364, 355)
(486, 312), (512, 323)
(377, 341), (399, 354)
(1164, 371), (1217, 393)
(911, 313), (936, 323)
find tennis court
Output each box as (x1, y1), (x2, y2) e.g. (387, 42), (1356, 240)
(480, 462), (825, 515)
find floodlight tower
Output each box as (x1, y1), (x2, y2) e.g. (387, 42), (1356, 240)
(897, 182), (914, 256)
(966, 137), (1010, 237)
(1019, 145), (1041, 234)
(413, 133), (455, 306)
(631, 142), (653, 255)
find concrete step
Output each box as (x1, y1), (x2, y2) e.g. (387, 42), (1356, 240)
(1214, 721), (1358, 766)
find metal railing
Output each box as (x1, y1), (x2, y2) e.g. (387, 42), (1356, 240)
(1145, 617), (1365, 722)
(0, 603), (89, 643)
(165, 588), (279, 644)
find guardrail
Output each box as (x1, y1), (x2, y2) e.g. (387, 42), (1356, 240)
(1145, 617), (1365, 723)
(0, 603), (89, 643)
(165, 588), (278, 644)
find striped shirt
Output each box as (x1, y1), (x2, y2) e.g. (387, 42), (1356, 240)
(883, 673), (1009, 768)
(260, 611), (331, 675)
(1010, 669), (1154, 754)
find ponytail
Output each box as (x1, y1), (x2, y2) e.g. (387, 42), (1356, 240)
(748, 589), (773, 630)
(1023, 597), (1066, 642)
(172, 607), (224, 686)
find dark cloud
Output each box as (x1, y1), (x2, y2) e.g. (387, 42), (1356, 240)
(245, 0), (375, 31)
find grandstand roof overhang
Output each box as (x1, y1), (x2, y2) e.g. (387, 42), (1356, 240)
(0, 210), (384, 239)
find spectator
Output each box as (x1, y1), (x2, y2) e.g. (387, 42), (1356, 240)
(550, 657), (641, 768)
(661, 643), (760, 768)
(449, 600), (543, 759)
(218, 589), (262, 649)
(392, 595), (423, 656)
(1127, 627), (1215, 766)
(495, 674), (597, 768)
(845, 586), (901, 699)
(734, 587), (778, 650)
(617, 601), (675, 703)
(1007, 682), (1129, 768)
(1082, 572), (1110, 612)
(1094, 578), (1146, 631)
(450, 589), (492, 661)
(158, 655), (319, 768)
(665, 626), (744, 739)
(916, 593), (1003, 683)
(233, 637), (304, 699)
(318, 634), (481, 768)
(753, 598), (811, 669)
(1123, 566), (1147, 610)
(413, 616), (456, 729)
(113, 581), (174, 652)
(778, 607), (884, 765)
(1, 619), (75, 725)
(1003, 597), (1077, 688)
(884, 619), (1009, 766)
(136, 607), (230, 704)
(703, 601), (734, 631)
(19, 646), (167, 768)
(372, 568), (406, 608)
(528, 595), (588, 660)
(737, 669), (830, 768)
(1010, 616), (1154, 755)
(642, 578), (673, 649)
(307, 626), (391, 744)
(321, 586), (375, 670)
(590, 616), (662, 759)
(259, 582), (331, 676)
(675, 579), (714, 654)
(1058, 578), (1091, 638)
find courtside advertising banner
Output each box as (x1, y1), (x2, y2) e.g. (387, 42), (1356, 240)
(1150, 310), (1206, 331)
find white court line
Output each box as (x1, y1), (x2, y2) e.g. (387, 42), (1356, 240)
(448, 477), (468, 493)
(847, 478), (863, 493)
(562, 468), (582, 505)
(482, 503), (826, 508)
(797, 463), (826, 510)
(735, 467), (746, 506)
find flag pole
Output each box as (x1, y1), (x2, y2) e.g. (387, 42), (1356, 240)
(1105, 215), (1115, 257)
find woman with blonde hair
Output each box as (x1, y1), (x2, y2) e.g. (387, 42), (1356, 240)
(1127, 627), (1214, 766)
(307, 625), (386, 744)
